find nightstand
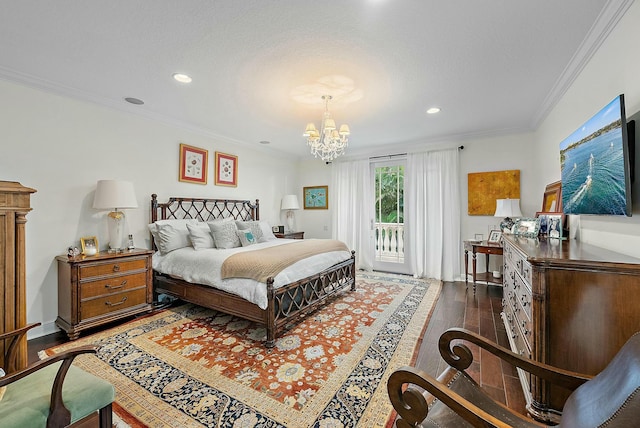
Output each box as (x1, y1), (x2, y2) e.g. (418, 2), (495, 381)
(55, 248), (153, 340)
(274, 231), (304, 239)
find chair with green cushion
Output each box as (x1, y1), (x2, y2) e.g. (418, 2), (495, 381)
(0, 323), (115, 428)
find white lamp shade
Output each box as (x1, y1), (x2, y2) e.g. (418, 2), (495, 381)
(281, 194), (300, 210)
(494, 199), (523, 217)
(93, 180), (138, 210)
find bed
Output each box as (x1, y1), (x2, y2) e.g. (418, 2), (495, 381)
(150, 194), (356, 347)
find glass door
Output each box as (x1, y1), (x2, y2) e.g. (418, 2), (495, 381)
(372, 158), (411, 274)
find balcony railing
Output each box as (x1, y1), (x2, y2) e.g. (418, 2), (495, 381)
(375, 222), (404, 263)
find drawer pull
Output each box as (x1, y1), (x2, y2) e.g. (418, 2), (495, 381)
(105, 280), (127, 290)
(113, 264), (120, 272)
(105, 296), (128, 307)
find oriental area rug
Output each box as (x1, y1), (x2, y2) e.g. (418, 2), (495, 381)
(42, 272), (441, 427)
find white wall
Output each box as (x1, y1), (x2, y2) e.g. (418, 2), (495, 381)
(0, 80), (299, 338)
(297, 159), (333, 239)
(534, 0), (640, 257)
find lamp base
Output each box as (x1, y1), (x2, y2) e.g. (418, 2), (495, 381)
(107, 210), (126, 251)
(286, 210), (295, 233)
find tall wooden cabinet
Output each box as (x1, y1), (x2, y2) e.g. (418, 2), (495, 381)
(501, 234), (640, 423)
(0, 181), (36, 371)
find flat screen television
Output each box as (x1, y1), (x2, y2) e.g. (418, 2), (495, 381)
(560, 94), (632, 216)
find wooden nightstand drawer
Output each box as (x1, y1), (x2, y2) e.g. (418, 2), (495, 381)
(79, 258), (147, 279)
(81, 288), (147, 319)
(81, 272), (147, 299)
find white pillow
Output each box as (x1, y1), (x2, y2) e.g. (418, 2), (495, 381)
(259, 221), (278, 241)
(209, 221), (241, 249)
(186, 222), (215, 250)
(236, 229), (258, 247)
(236, 220), (265, 242)
(148, 219), (197, 254)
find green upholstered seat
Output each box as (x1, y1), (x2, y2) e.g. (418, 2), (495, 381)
(0, 361), (115, 427)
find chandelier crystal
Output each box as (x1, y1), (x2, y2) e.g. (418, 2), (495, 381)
(303, 95), (350, 161)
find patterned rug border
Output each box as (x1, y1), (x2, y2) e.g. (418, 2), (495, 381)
(43, 272), (441, 427)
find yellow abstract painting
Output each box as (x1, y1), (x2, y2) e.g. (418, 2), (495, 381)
(468, 170), (520, 215)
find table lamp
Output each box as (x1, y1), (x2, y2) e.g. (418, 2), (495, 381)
(281, 194), (300, 232)
(494, 198), (522, 234)
(93, 180), (138, 252)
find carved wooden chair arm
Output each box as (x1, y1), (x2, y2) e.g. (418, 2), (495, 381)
(0, 322), (40, 373)
(439, 328), (592, 390)
(388, 366), (521, 428)
(0, 345), (98, 426)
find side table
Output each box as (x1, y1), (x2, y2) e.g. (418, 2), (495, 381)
(463, 240), (503, 292)
(274, 231), (304, 239)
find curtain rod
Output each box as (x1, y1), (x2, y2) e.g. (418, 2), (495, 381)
(369, 146), (464, 160)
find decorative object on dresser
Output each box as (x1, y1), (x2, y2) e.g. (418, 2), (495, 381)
(388, 328), (640, 428)
(494, 198), (523, 233)
(513, 217), (541, 238)
(0, 181), (36, 372)
(463, 239), (503, 292)
(280, 194), (300, 232)
(80, 236), (98, 256)
(274, 231), (304, 239)
(501, 234), (640, 423)
(214, 151), (238, 187)
(178, 143), (208, 184)
(541, 180), (562, 212)
(487, 229), (502, 244)
(303, 185), (329, 209)
(55, 248), (153, 340)
(467, 169), (520, 215)
(150, 194), (356, 347)
(92, 179), (138, 252)
(535, 212), (565, 238)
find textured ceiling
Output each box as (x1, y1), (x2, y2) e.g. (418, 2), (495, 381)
(0, 1), (629, 159)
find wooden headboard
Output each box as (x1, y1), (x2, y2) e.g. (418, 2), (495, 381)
(151, 194), (259, 223)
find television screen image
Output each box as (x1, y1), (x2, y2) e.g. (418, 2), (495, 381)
(560, 95), (632, 216)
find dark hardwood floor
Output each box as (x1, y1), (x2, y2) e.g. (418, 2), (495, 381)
(28, 280), (526, 415)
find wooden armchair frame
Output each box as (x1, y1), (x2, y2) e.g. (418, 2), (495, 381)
(0, 323), (113, 428)
(388, 328), (594, 427)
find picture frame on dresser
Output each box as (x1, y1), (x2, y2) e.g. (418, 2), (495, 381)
(513, 218), (540, 238)
(80, 236), (98, 255)
(536, 212), (565, 239)
(541, 181), (562, 212)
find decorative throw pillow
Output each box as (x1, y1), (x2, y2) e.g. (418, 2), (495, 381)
(148, 219), (197, 255)
(236, 220), (265, 242)
(209, 221), (241, 249)
(259, 221), (278, 241)
(236, 229), (258, 247)
(186, 222), (215, 250)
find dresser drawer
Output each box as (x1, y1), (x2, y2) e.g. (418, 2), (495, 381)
(79, 258), (147, 280)
(81, 288), (147, 319)
(81, 272), (147, 299)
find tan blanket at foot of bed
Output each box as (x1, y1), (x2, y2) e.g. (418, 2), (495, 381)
(221, 239), (350, 283)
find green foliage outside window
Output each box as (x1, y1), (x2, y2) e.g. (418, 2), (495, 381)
(375, 165), (404, 223)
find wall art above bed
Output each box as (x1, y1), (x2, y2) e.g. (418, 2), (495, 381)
(214, 151), (238, 187)
(179, 143), (208, 185)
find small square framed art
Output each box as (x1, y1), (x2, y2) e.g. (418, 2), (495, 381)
(215, 152), (238, 187)
(303, 185), (328, 209)
(80, 236), (98, 256)
(487, 230), (502, 244)
(179, 143), (208, 184)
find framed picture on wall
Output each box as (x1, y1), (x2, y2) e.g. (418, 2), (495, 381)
(179, 143), (208, 184)
(214, 152), (238, 187)
(303, 185), (328, 209)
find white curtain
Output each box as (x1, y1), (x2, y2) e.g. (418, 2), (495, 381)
(406, 149), (461, 281)
(331, 159), (374, 271)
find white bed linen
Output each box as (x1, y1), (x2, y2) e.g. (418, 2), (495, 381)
(152, 239), (351, 309)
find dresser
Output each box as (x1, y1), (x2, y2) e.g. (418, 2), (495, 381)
(56, 249), (153, 340)
(0, 181), (36, 371)
(501, 235), (640, 423)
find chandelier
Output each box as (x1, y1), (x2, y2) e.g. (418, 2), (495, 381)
(303, 95), (350, 161)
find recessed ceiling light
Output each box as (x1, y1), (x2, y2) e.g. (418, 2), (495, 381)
(173, 73), (192, 83)
(124, 97), (144, 105)
(259, 140), (271, 145)
(426, 107), (441, 114)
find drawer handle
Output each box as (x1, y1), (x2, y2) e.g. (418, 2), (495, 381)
(105, 280), (127, 290)
(113, 264), (120, 272)
(105, 296), (128, 307)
